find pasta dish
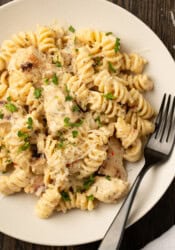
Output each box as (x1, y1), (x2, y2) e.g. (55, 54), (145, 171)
(0, 24), (155, 218)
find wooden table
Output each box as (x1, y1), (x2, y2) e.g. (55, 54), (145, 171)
(0, 0), (175, 249)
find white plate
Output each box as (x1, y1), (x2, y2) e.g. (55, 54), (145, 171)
(0, 0), (175, 246)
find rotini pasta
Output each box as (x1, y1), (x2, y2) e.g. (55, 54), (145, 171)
(0, 24), (155, 218)
(57, 191), (96, 213)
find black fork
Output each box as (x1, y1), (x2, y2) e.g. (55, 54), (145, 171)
(99, 94), (175, 250)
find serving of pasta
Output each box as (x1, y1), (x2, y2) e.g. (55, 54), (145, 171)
(0, 24), (155, 218)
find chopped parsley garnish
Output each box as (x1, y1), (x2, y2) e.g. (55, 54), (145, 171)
(17, 131), (29, 141)
(61, 191), (70, 201)
(18, 142), (30, 152)
(103, 93), (116, 100)
(69, 25), (75, 33)
(64, 117), (83, 128)
(57, 141), (64, 149)
(65, 85), (73, 101)
(93, 57), (103, 67)
(83, 175), (95, 190)
(55, 61), (62, 67)
(114, 38), (120, 53)
(34, 88), (42, 99)
(108, 61), (116, 73)
(44, 78), (49, 85)
(5, 103), (18, 113)
(64, 117), (70, 126)
(87, 194), (95, 201)
(65, 95), (73, 101)
(57, 131), (64, 139)
(72, 104), (80, 112)
(57, 131), (65, 148)
(52, 73), (59, 85)
(106, 32), (113, 36)
(95, 116), (102, 127)
(6, 159), (12, 164)
(0, 110), (4, 119)
(105, 175), (111, 181)
(27, 117), (33, 129)
(72, 130), (78, 138)
(7, 96), (11, 102)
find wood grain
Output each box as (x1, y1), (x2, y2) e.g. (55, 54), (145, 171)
(0, 0), (174, 249)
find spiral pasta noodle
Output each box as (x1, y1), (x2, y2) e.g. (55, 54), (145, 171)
(119, 73), (153, 92)
(129, 88), (155, 119)
(74, 47), (94, 84)
(0, 70), (9, 97)
(57, 191), (96, 213)
(37, 26), (56, 53)
(125, 110), (155, 136)
(88, 91), (126, 120)
(93, 70), (130, 104)
(0, 168), (30, 195)
(121, 53), (147, 74)
(115, 117), (139, 149)
(35, 188), (61, 218)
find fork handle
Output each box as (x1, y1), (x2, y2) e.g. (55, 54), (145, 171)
(98, 165), (148, 250)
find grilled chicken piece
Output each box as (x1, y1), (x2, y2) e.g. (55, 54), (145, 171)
(98, 137), (127, 181)
(87, 176), (129, 203)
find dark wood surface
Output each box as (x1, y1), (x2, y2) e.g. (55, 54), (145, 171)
(0, 0), (175, 249)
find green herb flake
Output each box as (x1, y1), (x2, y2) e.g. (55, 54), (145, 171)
(65, 95), (73, 101)
(108, 61), (116, 73)
(61, 191), (70, 201)
(87, 194), (95, 201)
(106, 32), (113, 36)
(17, 130), (29, 141)
(57, 141), (64, 149)
(114, 38), (120, 53)
(44, 78), (49, 85)
(65, 85), (73, 101)
(64, 117), (83, 128)
(52, 74), (58, 85)
(95, 116), (102, 127)
(83, 175), (95, 191)
(105, 175), (111, 181)
(34, 88), (42, 99)
(69, 25), (76, 33)
(18, 142), (30, 152)
(0, 110), (4, 119)
(5, 103), (18, 113)
(7, 96), (11, 102)
(72, 130), (78, 138)
(6, 159), (12, 164)
(27, 117), (33, 129)
(57, 131), (63, 138)
(93, 57), (102, 67)
(72, 104), (80, 112)
(55, 61), (62, 67)
(103, 92), (116, 100)
(64, 117), (70, 126)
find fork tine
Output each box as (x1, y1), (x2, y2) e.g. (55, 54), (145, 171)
(155, 93), (166, 126)
(155, 93), (167, 138)
(166, 96), (175, 142)
(159, 94), (171, 142)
